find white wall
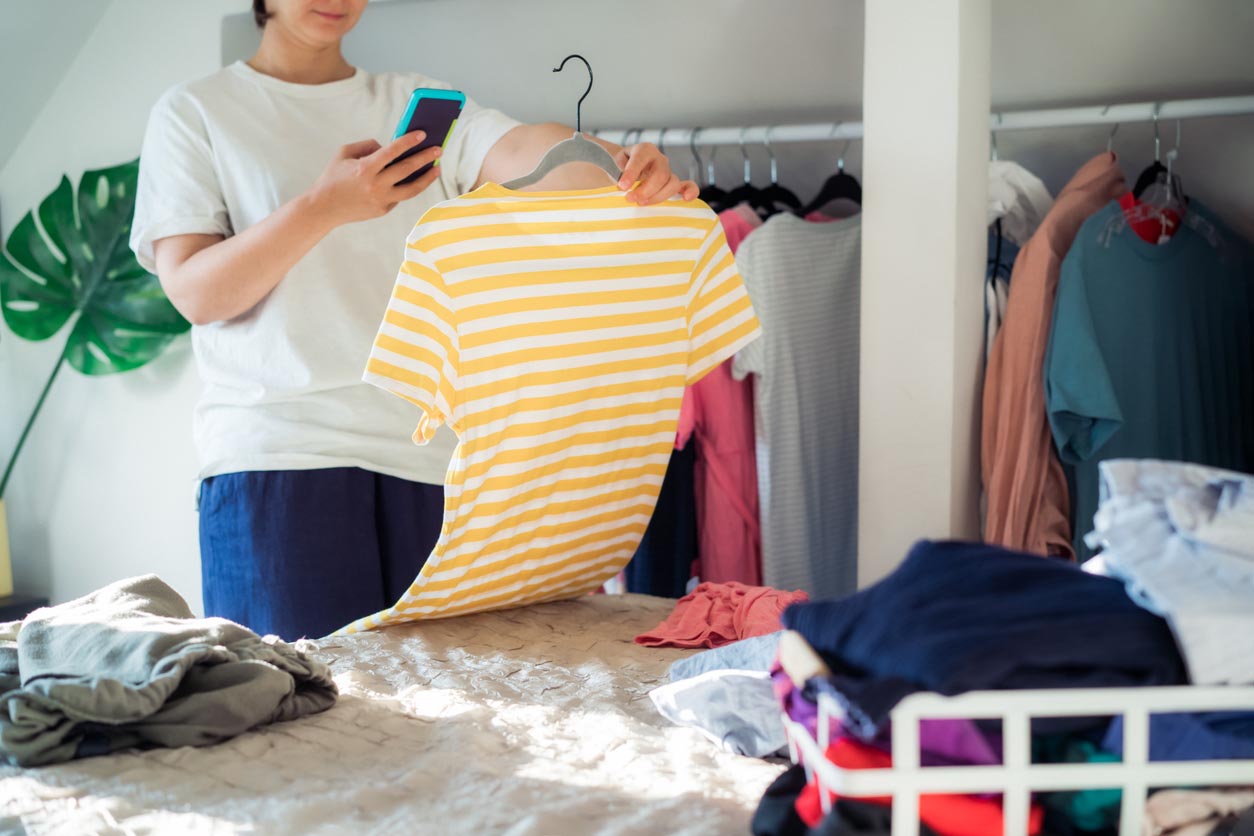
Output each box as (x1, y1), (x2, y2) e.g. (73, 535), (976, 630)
(0, 1), (108, 173)
(1, 0), (1251, 610)
(0, 1), (247, 612)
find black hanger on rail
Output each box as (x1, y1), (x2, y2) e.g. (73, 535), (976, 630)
(755, 126), (803, 216)
(802, 124), (862, 216)
(721, 127), (766, 214)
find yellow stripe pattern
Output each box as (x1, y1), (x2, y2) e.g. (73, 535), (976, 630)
(336, 183), (761, 634)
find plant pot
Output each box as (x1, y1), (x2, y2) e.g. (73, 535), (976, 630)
(0, 498), (12, 597)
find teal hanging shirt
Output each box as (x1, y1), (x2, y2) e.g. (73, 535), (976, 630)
(1044, 200), (1254, 559)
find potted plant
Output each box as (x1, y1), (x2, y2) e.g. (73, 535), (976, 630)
(0, 159), (189, 598)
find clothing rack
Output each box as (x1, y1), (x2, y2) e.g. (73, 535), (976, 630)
(591, 94), (1254, 147)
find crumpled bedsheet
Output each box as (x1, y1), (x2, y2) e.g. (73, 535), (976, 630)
(1, 594), (784, 835)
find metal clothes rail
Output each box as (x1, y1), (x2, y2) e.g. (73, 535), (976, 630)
(589, 95), (1254, 147)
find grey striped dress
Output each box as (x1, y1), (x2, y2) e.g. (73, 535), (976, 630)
(732, 212), (861, 599)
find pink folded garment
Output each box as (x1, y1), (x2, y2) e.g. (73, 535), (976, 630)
(634, 581), (809, 648)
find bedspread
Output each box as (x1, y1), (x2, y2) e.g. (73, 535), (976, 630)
(1, 594), (783, 835)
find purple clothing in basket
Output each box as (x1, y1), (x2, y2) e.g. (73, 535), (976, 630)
(772, 666), (1003, 767)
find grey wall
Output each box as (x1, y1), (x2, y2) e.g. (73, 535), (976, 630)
(0, 1), (109, 175)
(221, 0), (1254, 238)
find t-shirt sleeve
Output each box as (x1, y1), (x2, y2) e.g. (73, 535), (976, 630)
(1043, 250), (1122, 463)
(686, 217), (762, 387)
(363, 241), (460, 444)
(129, 88), (233, 274)
(437, 92), (522, 196)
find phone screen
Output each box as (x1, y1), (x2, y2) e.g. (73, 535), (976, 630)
(386, 93), (464, 186)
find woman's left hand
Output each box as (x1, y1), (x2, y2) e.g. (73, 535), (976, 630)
(615, 143), (700, 206)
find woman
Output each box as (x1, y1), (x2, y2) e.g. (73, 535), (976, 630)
(130, 0), (696, 640)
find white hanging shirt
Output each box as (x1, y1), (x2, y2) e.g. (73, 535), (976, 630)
(130, 60), (520, 488)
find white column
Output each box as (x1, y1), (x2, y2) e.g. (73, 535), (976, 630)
(858, 0), (991, 585)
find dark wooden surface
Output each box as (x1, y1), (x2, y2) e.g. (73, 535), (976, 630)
(0, 593), (48, 621)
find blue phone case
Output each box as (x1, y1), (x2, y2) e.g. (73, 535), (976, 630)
(388, 88), (466, 185)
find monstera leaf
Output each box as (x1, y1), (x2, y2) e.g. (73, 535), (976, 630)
(0, 159), (190, 498)
(0, 158), (188, 374)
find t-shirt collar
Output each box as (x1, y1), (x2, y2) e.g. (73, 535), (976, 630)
(229, 59), (366, 98)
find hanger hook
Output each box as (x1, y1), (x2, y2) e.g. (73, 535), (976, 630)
(1152, 101), (1162, 162)
(739, 126), (752, 185)
(688, 127), (705, 184)
(703, 130), (720, 187)
(828, 121), (848, 172)
(553, 54), (594, 134)
(1166, 119), (1181, 184)
(764, 125), (780, 186)
(990, 112), (1003, 162)
(1100, 105), (1119, 156)
(657, 126), (668, 157)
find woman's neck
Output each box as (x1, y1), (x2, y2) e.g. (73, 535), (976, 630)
(248, 29), (355, 85)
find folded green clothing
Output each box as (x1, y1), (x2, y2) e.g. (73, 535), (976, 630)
(0, 574), (337, 766)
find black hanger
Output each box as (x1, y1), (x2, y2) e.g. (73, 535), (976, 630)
(802, 136), (862, 216)
(754, 127), (803, 216)
(1132, 161), (1167, 199)
(722, 128), (764, 214)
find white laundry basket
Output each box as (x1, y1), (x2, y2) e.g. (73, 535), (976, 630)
(782, 684), (1254, 836)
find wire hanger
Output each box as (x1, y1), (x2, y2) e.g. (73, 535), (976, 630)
(1131, 102), (1169, 199)
(501, 54), (623, 191)
(801, 121), (862, 215)
(694, 127), (729, 210)
(686, 128), (703, 185)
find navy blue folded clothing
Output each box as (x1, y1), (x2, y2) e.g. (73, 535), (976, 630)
(1102, 712), (1254, 762)
(781, 540), (1187, 737)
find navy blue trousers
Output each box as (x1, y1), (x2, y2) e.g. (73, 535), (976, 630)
(198, 468), (442, 640)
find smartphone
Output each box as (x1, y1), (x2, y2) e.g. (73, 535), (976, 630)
(386, 88), (466, 185)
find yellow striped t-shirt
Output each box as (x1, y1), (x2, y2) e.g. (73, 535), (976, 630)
(336, 182), (761, 633)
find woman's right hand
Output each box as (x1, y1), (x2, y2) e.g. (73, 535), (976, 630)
(305, 132), (443, 228)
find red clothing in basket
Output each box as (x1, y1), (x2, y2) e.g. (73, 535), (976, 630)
(794, 737), (1045, 836)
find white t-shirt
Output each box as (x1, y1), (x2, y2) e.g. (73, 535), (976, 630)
(130, 59), (521, 488)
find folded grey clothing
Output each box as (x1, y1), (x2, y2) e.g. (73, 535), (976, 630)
(0, 574), (337, 767)
(649, 669), (786, 758)
(668, 631), (783, 682)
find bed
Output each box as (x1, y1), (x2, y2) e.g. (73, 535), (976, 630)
(0, 593), (783, 835)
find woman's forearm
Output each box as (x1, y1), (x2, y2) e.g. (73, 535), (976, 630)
(159, 191), (338, 326)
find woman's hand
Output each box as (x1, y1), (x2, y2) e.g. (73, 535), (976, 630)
(305, 132), (443, 228)
(614, 142), (700, 206)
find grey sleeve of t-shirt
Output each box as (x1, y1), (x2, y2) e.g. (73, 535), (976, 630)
(731, 235), (766, 381)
